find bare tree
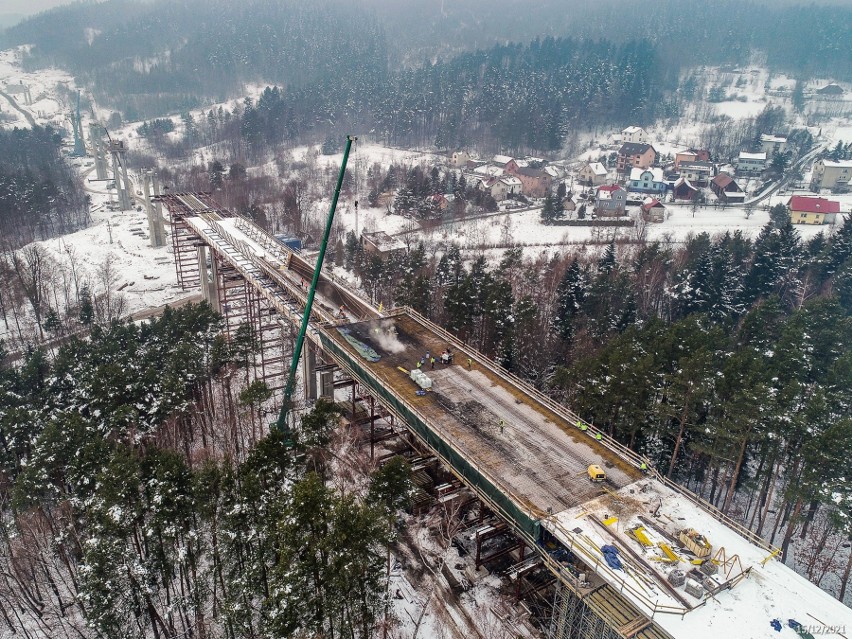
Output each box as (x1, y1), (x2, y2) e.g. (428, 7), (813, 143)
(11, 244), (54, 340)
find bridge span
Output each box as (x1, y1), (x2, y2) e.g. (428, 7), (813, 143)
(159, 192), (850, 639)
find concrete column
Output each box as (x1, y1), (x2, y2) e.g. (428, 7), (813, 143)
(319, 370), (334, 399)
(120, 155), (132, 210)
(142, 172), (158, 248)
(197, 245), (210, 302)
(209, 257), (222, 313)
(302, 342), (318, 401)
(151, 172), (166, 246)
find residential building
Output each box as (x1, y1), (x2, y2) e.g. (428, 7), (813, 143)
(736, 151), (767, 176)
(711, 172), (746, 203)
(361, 231), (406, 257)
(485, 175), (521, 201)
(622, 126), (648, 144)
(816, 84), (844, 96)
(628, 167), (666, 194)
(674, 149), (711, 170)
(640, 197), (666, 222)
(787, 195), (840, 225)
(515, 167), (553, 198)
(672, 177), (700, 201)
(616, 142), (657, 174)
(760, 134), (787, 156)
(595, 184), (628, 217)
(678, 161), (715, 186)
(578, 162), (608, 186)
(492, 155), (519, 173)
(450, 150), (471, 168)
(810, 158), (852, 191)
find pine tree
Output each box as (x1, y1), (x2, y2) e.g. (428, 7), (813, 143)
(553, 258), (587, 341)
(79, 284), (94, 326)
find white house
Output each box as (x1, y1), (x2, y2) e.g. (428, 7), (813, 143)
(736, 151), (767, 176)
(579, 162), (609, 186)
(628, 167), (666, 195)
(811, 159), (852, 191)
(450, 150), (471, 168)
(760, 134), (787, 156)
(622, 126), (648, 144)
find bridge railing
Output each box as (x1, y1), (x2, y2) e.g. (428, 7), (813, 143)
(234, 214), (382, 319)
(398, 306), (779, 555)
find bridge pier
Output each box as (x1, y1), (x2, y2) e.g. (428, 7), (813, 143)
(197, 245), (219, 306)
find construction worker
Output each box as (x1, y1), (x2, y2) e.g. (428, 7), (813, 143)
(430, 357), (435, 369)
(467, 357), (472, 370)
(416, 360), (422, 369)
(595, 432), (603, 441)
(640, 461), (648, 473)
(499, 419), (504, 434)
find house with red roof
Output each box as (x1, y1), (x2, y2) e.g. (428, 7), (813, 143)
(711, 172), (745, 203)
(641, 197), (666, 222)
(787, 196), (840, 225)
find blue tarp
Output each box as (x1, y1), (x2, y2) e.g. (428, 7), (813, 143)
(601, 545), (623, 571)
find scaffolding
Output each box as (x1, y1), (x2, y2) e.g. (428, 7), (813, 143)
(214, 254), (290, 392)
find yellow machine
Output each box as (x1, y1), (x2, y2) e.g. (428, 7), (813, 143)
(587, 464), (607, 482)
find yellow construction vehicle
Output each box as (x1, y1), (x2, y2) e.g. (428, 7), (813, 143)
(587, 464), (607, 482)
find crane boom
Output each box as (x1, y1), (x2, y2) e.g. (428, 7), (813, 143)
(274, 134), (356, 432)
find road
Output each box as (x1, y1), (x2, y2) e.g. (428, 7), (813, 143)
(1, 293), (203, 366)
(0, 88), (37, 127)
(742, 142), (829, 206)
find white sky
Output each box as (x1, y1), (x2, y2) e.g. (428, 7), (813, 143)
(3, 0), (79, 17)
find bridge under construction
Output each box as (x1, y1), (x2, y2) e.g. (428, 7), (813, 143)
(159, 191), (851, 639)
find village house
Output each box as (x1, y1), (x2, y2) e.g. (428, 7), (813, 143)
(672, 177), (700, 201)
(578, 161), (608, 186)
(616, 142), (657, 174)
(736, 151), (767, 176)
(492, 155), (520, 173)
(514, 167), (553, 198)
(482, 175), (521, 201)
(711, 172), (746, 203)
(810, 158), (852, 191)
(641, 197), (666, 222)
(622, 126), (648, 144)
(361, 231), (406, 258)
(678, 161), (715, 186)
(628, 167), (666, 195)
(674, 149), (711, 170)
(450, 150), (471, 168)
(816, 84), (844, 97)
(595, 184), (628, 217)
(760, 134), (788, 156)
(787, 195), (840, 225)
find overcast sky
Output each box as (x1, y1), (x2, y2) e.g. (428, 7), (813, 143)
(3, 0), (77, 17)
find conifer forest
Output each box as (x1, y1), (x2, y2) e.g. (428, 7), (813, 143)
(1, 0), (852, 636)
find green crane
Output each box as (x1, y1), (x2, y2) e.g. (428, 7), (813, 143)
(274, 135), (356, 433)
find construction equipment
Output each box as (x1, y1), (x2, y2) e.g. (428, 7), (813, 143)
(274, 135), (357, 433)
(587, 464), (607, 482)
(679, 528), (711, 558)
(627, 526), (653, 548)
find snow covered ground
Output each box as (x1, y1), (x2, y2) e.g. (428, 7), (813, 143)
(545, 478), (852, 639)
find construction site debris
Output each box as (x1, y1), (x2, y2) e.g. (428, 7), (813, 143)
(336, 327), (380, 362)
(668, 569), (686, 587)
(601, 545), (623, 571)
(679, 528), (712, 558)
